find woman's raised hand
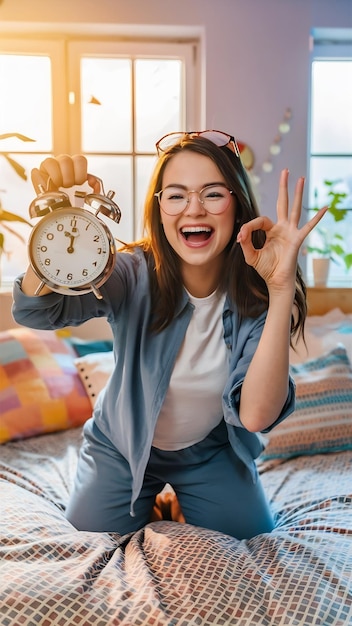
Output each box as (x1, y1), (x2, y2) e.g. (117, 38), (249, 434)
(236, 169), (328, 290)
(31, 154), (101, 195)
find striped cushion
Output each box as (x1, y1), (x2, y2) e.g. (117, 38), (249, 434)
(260, 345), (352, 460)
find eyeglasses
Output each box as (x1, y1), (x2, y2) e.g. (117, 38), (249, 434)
(154, 184), (234, 216)
(155, 130), (240, 157)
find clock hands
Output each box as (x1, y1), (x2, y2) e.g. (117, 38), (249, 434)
(64, 230), (80, 254)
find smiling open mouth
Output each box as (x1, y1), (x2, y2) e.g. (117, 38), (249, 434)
(181, 226), (213, 242)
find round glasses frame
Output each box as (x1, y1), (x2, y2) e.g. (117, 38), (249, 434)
(154, 184), (234, 216)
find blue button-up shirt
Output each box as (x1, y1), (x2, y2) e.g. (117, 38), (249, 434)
(13, 247), (295, 514)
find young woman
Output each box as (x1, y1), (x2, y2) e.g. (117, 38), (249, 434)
(12, 131), (326, 539)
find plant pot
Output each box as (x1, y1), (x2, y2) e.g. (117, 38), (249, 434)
(312, 257), (330, 286)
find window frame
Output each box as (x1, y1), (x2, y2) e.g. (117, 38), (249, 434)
(306, 30), (352, 286)
(0, 35), (201, 286)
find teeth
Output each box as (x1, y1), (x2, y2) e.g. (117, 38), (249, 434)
(181, 226), (212, 233)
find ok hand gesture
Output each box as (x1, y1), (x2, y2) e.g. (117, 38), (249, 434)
(236, 169), (328, 291)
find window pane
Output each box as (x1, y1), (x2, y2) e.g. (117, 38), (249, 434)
(86, 155), (133, 243)
(135, 59), (183, 153)
(306, 157), (352, 286)
(306, 211), (352, 286)
(0, 55), (52, 152)
(81, 58), (132, 153)
(308, 156), (352, 208)
(311, 60), (352, 154)
(135, 155), (158, 236)
(1, 39), (196, 285)
(308, 47), (352, 287)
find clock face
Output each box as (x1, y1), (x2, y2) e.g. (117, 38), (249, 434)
(29, 207), (115, 291)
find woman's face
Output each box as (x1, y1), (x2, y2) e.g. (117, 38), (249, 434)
(160, 150), (236, 285)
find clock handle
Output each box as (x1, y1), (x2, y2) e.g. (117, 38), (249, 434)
(82, 176), (122, 224)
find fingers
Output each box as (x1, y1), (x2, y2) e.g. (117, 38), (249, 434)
(237, 216), (273, 243)
(300, 205), (329, 239)
(236, 216), (273, 268)
(31, 167), (50, 195)
(31, 155), (89, 194)
(290, 176), (305, 225)
(276, 169), (289, 219)
(276, 169), (305, 225)
(72, 154), (89, 186)
(39, 157), (65, 189)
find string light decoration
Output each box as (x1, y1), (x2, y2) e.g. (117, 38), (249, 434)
(251, 108), (292, 185)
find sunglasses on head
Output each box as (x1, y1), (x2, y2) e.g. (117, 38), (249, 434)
(155, 130), (240, 157)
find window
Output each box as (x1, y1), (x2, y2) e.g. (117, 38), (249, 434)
(306, 30), (352, 286)
(0, 37), (200, 286)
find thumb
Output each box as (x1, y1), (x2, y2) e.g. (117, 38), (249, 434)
(31, 167), (52, 194)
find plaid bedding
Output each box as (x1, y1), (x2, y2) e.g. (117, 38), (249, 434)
(1, 428), (351, 625)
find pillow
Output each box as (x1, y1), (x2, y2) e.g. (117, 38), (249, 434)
(290, 308), (352, 364)
(260, 345), (352, 461)
(75, 352), (114, 407)
(0, 328), (92, 444)
(65, 336), (114, 357)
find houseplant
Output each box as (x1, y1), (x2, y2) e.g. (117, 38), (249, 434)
(307, 179), (352, 285)
(0, 133), (33, 284)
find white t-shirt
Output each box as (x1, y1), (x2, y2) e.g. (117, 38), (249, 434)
(152, 290), (229, 450)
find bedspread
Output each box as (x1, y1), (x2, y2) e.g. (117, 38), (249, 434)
(1, 428), (352, 626)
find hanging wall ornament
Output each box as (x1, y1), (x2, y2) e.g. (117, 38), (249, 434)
(262, 161), (273, 173)
(269, 134), (282, 155)
(237, 141), (255, 170)
(278, 108), (292, 134)
(260, 108), (292, 176)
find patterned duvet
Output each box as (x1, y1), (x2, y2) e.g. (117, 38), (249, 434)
(1, 427), (351, 625)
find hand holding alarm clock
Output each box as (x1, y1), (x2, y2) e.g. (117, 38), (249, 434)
(28, 155), (121, 300)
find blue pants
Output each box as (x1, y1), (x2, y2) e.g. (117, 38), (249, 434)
(66, 419), (274, 539)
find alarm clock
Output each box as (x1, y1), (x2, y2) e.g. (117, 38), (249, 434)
(28, 178), (121, 299)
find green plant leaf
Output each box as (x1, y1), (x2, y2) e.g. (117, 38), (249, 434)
(324, 181), (348, 221)
(329, 204), (348, 222)
(330, 243), (345, 256)
(0, 221), (27, 244)
(306, 245), (330, 256)
(0, 207), (32, 226)
(0, 133), (35, 142)
(344, 254), (352, 271)
(2, 154), (28, 181)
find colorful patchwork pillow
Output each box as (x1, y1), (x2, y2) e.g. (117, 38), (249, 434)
(0, 327), (92, 444)
(260, 345), (352, 461)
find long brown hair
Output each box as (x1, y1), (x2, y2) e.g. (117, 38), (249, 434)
(121, 136), (307, 337)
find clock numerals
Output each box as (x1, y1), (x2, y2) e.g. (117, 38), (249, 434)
(29, 207), (116, 297)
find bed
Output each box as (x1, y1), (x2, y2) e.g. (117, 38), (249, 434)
(1, 296), (352, 625)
